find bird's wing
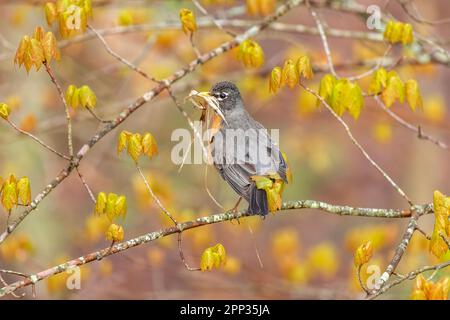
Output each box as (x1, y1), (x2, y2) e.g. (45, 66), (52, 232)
(246, 118), (288, 183)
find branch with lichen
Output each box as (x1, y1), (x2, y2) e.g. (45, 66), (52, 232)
(0, 200), (432, 297)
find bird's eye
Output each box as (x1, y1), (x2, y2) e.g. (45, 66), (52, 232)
(219, 92), (227, 100)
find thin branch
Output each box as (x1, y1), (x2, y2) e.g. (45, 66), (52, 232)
(374, 96), (449, 150)
(0, 200), (432, 297)
(397, 0), (450, 25)
(189, 31), (202, 59)
(86, 107), (111, 124)
(56, 20), (382, 50)
(5, 119), (71, 161)
(43, 61), (74, 158)
(347, 45), (392, 81)
(75, 168), (96, 204)
(178, 232), (201, 271)
(357, 265), (370, 294)
(191, 0), (237, 37)
(87, 24), (160, 84)
(371, 216), (418, 295)
(306, 0), (338, 77)
(135, 164), (177, 225)
(368, 260), (450, 299)
(0, 0), (304, 245)
(300, 84), (414, 206)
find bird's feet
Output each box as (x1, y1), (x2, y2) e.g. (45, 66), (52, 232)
(228, 197), (242, 225)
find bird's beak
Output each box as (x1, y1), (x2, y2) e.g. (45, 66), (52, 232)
(188, 90), (228, 125)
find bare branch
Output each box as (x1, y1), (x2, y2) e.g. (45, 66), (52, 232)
(87, 24), (160, 84)
(374, 96), (449, 150)
(5, 119), (71, 161)
(135, 164), (177, 225)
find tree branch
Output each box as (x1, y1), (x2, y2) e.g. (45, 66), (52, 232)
(0, 200), (432, 297)
(0, 0), (304, 245)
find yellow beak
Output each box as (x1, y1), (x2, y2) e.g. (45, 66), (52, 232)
(194, 91), (228, 125)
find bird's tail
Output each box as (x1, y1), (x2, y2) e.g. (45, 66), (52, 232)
(248, 184), (268, 216)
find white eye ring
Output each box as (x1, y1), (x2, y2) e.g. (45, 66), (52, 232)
(216, 92), (228, 101)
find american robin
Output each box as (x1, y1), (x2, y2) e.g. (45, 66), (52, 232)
(198, 81), (289, 217)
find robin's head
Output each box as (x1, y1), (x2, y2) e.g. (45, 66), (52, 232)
(210, 81), (242, 112)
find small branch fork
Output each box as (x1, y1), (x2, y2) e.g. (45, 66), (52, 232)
(0, 200), (432, 297)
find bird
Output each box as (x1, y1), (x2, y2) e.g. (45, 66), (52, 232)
(199, 81), (289, 217)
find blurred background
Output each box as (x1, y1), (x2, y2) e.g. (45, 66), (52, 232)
(0, 0), (449, 299)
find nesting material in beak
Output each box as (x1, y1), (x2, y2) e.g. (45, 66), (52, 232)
(186, 90), (228, 125)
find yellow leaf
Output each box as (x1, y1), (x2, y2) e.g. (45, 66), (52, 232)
(430, 190), (450, 259)
(212, 243), (227, 266)
(41, 31), (61, 63)
(1, 181), (18, 211)
(114, 195), (127, 219)
(179, 8), (197, 34)
(281, 152), (293, 183)
(405, 79), (422, 111)
(0, 103), (10, 119)
(200, 243), (227, 271)
(390, 22), (404, 43)
(281, 59), (298, 89)
(269, 67), (282, 94)
(200, 248), (216, 271)
(14, 36), (29, 67)
(44, 2), (58, 26)
(79, 85), (96, 109)
(105, 193), (118, 221)
(237, 39), (264, 68)
(383, 21), (394, 42)
(329, 79), (347, 116)
(16, 177), (31, 206)
(266, 181), (283, 212)
(381, 71), (404, 107)
(127, 133), (143, 162)
(296, 55), (313, 80)
(65, 85), (78, 109)
(142, 132), (158, 158)
(33, 26), (45, 42)
(105, 223), (124, 242)
(318, 74), (336, 105)
(368, 68), (387, 95)
(251, 175), (273, 190)
(117, 131), (130, 154)
(401, 23), (414, 45)
(342, 81), (364, 120)
(354, 241), (373, 267)
(95, 192), (107, 215)
(411, 289), (427, 300)
(28, 38), (45, 71)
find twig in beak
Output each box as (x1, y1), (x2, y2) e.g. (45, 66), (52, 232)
(186, 90), (228, 125)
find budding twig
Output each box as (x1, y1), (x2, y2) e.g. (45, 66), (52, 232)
(300, 84), (414, 206)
